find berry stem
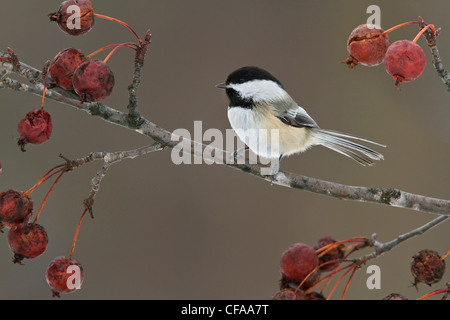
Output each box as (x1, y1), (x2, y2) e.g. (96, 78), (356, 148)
(93, 13), (143, 46)
(319, 261), (343, 295)
(413, 24), (436, 43)
(294, 263), (322, 293)
(85, 43), (138, 60)
(41, 64), (51, 109)
(304, 262), (352, 294)
(103, 44), (130, 63)
(69, 208), (88, 260)
(416, 287), (449, 300)
(340, 266), (357, 300)
(440, 249), (450, 261)
(295, 259), (343, 294)
(32, 169), (66, 224)
(22, 164), (66, 198)
(326, 263), (357, 300)
(341, 242), (364, 252)
(315, 237), (367, 257)
(381, 21), (419, 36)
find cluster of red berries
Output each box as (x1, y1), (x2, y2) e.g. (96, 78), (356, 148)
(272, 237), (448, 300)
(0, 185), (83, 297)
(49, 46), (115, 102)
(343, 19), (435, 89)
(17, 0), (145, 151)
(2, 0), (145, 297)
(48, 0), (116, 102)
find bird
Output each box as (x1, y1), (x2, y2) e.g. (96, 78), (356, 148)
(216, 66), (385, 178)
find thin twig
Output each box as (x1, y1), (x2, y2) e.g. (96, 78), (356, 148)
(127, 29), (152, 127)
(418, 17), (450, 92)
(68, 144), (165, 217)
(361, 215), (449, 262)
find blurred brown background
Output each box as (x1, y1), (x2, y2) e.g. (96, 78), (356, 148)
(0, 0), (449, 300)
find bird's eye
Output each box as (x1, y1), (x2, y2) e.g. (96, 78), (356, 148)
(239, 78), (245, 83)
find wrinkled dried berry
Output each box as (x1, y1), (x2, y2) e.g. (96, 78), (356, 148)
(271, 289), (305, 300)
(280, 243), (320, 289)
(384, 40), (427, 88)
(8, 223), (48, 264)
(382, 293), (408, 300)
(0, 190), (33, 229)
(72, 59), (115, 102)
(50, 48), (86, 90)
(314, 236), (345, 271)
(411, 249), (445, 286)
(46, 256), (84, 297)
(345, 24), (390, 68)
(49, 0), (95, 36)
(17, 109), (52, 152)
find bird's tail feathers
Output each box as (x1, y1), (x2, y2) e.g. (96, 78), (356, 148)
(311, 129), (385, 166)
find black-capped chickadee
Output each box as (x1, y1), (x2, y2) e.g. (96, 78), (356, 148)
(217, 66), (385, 177)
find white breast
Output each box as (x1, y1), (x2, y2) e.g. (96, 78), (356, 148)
(227, 106), (312, 159)
(227, 107), (254, 133)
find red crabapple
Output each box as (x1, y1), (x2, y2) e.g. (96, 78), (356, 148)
(49, 0), (95, 36)
(0, 190), (33, 229)
(280, 243), (320, 289)
(72, 59), (115, 102)
(314, 236), (345, 271)
(46, 256), (84, 297)
(8, 223), (48, 264)
(384, 40), (427, 88)
(345, 24), (390, 68)
(50, 48), (86, 90)
(410, 249), (445, 286)
(17, 109), (52, 152)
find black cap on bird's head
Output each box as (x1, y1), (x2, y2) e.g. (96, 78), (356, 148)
(217, 66), (283, 88)
(216, 66), (285, 108)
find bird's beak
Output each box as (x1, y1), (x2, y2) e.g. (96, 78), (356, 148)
(216, 82), (228, 89)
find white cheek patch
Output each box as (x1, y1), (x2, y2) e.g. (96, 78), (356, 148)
(229, 80), (287, 103)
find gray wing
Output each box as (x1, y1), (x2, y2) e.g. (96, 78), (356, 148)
(276, 105), (319, 128)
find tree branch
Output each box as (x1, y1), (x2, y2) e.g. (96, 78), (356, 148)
(2, 48), (450, 218)
(82, 143), (165, 217)
(59, 143), (165, 218)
